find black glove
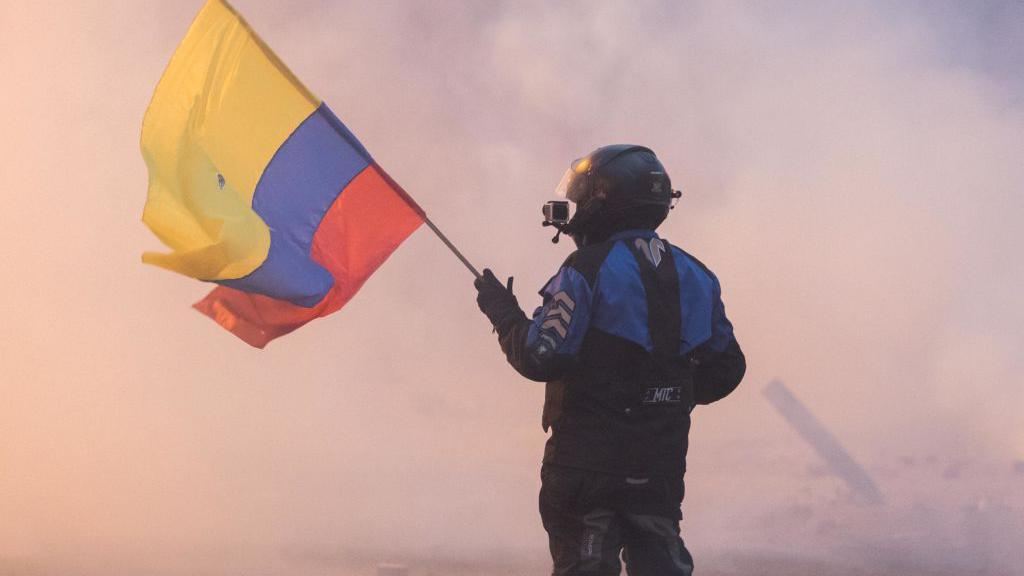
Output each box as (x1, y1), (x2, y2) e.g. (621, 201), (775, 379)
(474, 268), (526, 333)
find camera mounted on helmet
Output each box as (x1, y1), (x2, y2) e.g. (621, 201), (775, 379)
(542, 200), (571, 226)
(543, 145), (682, 246)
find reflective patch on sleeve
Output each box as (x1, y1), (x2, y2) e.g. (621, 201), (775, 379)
(532, 332), (559, 360)
(542, 308), (571, 338)
(539, 290), (575, 343)
(551, 291), (576, 311)
(526, 266), (592, 358)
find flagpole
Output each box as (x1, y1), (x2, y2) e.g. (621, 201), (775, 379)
(424, 217), (481, 279)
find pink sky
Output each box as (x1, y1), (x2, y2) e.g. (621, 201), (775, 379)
(1, 1), (1022, 574)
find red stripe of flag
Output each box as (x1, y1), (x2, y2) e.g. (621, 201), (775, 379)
(194, 163), (425, 348)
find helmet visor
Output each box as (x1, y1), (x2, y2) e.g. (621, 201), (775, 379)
(554, 156), (592, 202)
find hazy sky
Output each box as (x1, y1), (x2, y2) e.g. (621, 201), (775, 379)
(1, 1), (1022, 574)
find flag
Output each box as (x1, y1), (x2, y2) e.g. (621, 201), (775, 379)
(141, 0), (425, 348)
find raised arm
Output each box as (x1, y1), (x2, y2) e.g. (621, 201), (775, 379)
(475, 266), (593, 382)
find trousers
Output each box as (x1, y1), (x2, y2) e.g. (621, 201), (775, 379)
(539, 464), (694, 576)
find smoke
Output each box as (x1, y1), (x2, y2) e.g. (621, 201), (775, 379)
(1, 0), (1022, 574)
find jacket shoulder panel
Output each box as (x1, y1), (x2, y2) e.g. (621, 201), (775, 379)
(560, 240), (618, 287)
(669, 245), (716, 281)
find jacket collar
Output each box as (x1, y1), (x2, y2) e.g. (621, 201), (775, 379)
(607, 229), (659, 243)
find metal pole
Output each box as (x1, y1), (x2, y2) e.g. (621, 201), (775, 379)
(763, 380), (885, 505)
(424, 216), (481, 279)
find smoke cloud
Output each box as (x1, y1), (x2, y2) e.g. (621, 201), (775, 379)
(1, 1), (1022, 574)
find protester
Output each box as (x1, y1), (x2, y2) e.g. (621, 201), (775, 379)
(475, 145), (746, 576)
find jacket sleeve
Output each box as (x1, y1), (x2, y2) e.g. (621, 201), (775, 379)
(495, 266), (594, 382)
(692, 274), (746, 405)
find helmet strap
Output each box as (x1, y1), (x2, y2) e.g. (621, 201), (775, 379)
(562, 197), (605, 246)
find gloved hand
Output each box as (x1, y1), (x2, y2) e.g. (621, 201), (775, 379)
(474, 268), (526, 332)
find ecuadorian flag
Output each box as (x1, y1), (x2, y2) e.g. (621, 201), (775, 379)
(141, 0), (425, 348)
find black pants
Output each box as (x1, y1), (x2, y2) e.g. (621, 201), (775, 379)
(539, 464), (694, 576)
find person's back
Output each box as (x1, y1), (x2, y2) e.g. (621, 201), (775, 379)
(539, 230), (742, 479)
(475, 145), (745, 576)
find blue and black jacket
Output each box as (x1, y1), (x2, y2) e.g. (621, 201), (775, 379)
(495, 230), (745, 477)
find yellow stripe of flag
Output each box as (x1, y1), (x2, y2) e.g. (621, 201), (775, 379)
(141, 0), (319, 280)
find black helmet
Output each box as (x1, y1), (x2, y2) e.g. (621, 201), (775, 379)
(554, 145), (678, 247)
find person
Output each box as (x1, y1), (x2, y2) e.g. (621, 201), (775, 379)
(474, 145), (746, 576)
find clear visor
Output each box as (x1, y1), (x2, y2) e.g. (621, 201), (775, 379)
(554, 156), (591, 202)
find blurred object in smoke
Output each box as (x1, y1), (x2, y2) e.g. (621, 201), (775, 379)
(762, 380), (885, 505)
(1013, 459), (1024, 475)
(377, 563), (408, 576)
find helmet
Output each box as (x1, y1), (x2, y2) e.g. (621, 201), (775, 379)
(554, 145), (677, 247)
